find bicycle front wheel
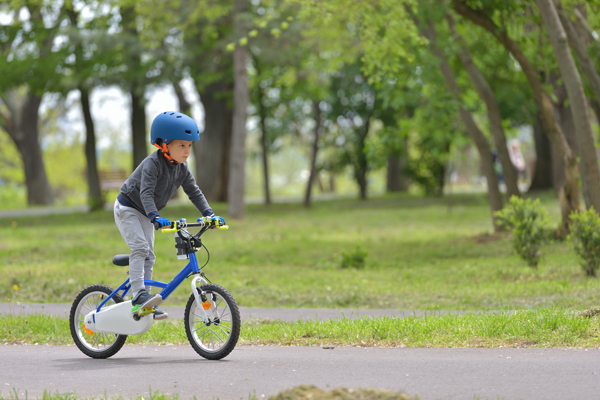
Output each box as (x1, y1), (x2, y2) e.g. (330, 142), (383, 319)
(185, 283), (241, 360)
(69, 285), (127, 359)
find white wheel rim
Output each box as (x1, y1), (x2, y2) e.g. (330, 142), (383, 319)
(74, 292), (120, 352)
(189, 293), (233, 352)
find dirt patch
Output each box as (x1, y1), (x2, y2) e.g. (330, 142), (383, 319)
(270, 385), (417, 400)
(470, 232), (507, 244)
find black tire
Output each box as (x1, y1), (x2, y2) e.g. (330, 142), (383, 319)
(184, 283), (241, 360)
(69, 284), (128, 359)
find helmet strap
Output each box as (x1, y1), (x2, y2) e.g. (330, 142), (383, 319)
(154, 142), (178, 165)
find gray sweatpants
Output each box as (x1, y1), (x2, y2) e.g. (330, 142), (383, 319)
(113, 199), (156, 298)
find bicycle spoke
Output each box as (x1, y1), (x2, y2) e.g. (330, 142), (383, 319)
(211, 329), (227, 343)
(216, 324), (231, 337)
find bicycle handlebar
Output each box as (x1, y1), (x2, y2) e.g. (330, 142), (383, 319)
(158, 219), (229, 233)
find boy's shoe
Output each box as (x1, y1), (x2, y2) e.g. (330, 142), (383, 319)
(153, 308), (168, 320)
(131, 290), (162, 315)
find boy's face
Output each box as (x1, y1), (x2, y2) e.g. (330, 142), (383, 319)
(167, 140), (193, 163)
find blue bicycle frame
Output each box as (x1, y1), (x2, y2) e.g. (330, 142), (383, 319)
(96, 252), (202, 312)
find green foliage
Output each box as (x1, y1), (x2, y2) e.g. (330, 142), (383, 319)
(495, 196), (551, 268)
(568, 208), (600, 277)
(340, 246), (368, 269)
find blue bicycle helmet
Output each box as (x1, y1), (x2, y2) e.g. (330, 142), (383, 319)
(150, 111), (200, 146)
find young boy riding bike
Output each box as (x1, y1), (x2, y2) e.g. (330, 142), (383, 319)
(114, 111), (225, 320)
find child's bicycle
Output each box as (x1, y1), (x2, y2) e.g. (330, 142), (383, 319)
(69, 217), (240, 360)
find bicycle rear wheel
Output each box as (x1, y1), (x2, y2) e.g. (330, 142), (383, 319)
(185, 283), (241, 360)
(69, 285), (127, 359)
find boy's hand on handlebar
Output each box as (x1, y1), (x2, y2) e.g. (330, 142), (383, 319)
(211, 215), (225, 225)
(197, 215), (226, 227)
(152, 216), (172, 230)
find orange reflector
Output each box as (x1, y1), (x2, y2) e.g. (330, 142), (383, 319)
(83, 324), (94, 335)
(202, 301), (211, 310)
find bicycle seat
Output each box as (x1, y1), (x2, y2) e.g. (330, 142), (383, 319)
(112, 255), (130, 266)
(112, 255), (151, 266)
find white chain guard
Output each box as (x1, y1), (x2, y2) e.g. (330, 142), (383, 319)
(84, 300), (153, 335)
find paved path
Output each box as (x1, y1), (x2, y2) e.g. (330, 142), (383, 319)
(0, 303), (509, 321)
(1, 345), (599, 400)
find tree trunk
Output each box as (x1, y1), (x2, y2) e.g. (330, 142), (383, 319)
(387, 138), (410, 192)
(80, 87), (103, 211)
(171, 80), (196, 200)
(173, 80), (192, 116)
(130, 85), (147, 171)
(194, 80), (233, 202)
(355, 117), (370, 200)
(256, 74), (271, 205)
(446, 12), (520, 199)
(421, 19), (503, 230)
(590, 99), (600, 125)
(536, 0), (600, 211)
(1, 92), (53, 206)
(528, 113), (554, 191)
(304, 100), (321, 207)
(556, 3), (600, 106)
(452, 0), (581, 234)
(228, 0), (250, 219)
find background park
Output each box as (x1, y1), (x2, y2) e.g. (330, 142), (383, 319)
(2, 0), (600, 399)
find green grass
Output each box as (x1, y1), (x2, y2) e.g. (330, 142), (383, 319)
(2, 309), (600, 348)
(1, 192), (599, 310)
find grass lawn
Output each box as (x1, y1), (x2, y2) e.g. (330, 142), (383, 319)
(2, 307), (600, 348)
(1, 191), (599, 310)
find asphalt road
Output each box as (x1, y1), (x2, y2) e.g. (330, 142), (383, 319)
(1, 344), (599, 400)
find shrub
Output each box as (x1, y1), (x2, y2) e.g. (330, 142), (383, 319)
(568, 208), (600, 277)
(340, 247), (368, 269)
(494, 196), (550, 268)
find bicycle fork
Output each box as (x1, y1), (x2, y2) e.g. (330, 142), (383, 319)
(191, 275), (212, 324)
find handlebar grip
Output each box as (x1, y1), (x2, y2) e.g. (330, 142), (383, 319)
(156, 220), (177, 232)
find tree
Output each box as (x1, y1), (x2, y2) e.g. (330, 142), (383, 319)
(119, 4), (150, 170)
(555, 3), (600, 111)
(63, 1), (108, 211)
(446, 12), (520, 200)
(228, 0), (251, 219)
(452, 0), (581, 234)
(419, 17), (503, 229)
(0, 2), (60, 206)
(172, 1), (233, 202)
(535, 0), (600, 213)
(252, 55), (272, 205)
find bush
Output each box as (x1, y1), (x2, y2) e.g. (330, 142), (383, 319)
(568, 208), (600, 277)
(340, 247), (368, 269)
(494, 196), (550, 268)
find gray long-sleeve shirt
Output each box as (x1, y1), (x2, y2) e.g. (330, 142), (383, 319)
(117, 150), (211, 220)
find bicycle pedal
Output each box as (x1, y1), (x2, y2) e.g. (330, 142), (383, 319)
(131, 305), (155, 316)
(138, 307), (155, 316)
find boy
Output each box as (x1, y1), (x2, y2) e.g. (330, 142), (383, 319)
(114, 111), (224, 320)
